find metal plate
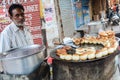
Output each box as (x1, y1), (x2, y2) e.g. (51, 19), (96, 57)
(50, 49), (119, 63)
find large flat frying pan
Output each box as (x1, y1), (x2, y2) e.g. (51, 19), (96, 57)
(50, 49), (120, 63)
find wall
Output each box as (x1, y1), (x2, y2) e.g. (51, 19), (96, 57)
(42, 0), (59, 47)
(58, 0), (75, 37)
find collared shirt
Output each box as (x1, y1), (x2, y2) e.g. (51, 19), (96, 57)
(0, 22), (34, 53)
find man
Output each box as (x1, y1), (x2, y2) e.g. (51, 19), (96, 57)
(0, 3), (34, 53)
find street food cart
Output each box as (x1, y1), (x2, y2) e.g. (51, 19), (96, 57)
(50, 30), (120, 80)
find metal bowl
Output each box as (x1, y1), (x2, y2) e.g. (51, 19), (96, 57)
(0, 44), (45, 75)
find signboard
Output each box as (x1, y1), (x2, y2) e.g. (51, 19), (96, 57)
(0, 0), (42, 45)
(0, 5), (10, 32)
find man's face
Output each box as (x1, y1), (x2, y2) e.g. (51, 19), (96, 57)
(10, 8), (25, 27)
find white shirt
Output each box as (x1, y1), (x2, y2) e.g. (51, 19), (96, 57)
(0, 22), (34, 53)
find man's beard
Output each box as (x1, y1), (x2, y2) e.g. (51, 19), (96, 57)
(16, 23), (25, 27)
(13, 20), (25, 27)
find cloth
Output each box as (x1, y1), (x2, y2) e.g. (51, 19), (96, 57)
(0, 22), (34, 53)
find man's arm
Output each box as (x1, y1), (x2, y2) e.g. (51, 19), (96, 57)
(0, 31), (11, 53)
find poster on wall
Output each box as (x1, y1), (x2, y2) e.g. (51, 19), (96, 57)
(71, 0), (90, 30)
(82, 0), (90, 24)
(42, 0), (55, 27)
(0, 0), (42, 45)
(71, 0), (84, 30)
(42, 0), (59, 47)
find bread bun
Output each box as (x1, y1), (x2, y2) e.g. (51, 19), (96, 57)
(56, 48), (67, 54)
(87, 51), (96, 59)
(96, 50), (103, 58)
(59, 54), (66, 59)
(72, 54), (80, 61)
(107, 47), (115, 54)
(110, 40), (118, 51)
(65, 54), (72, 60)
(79, 52), (88, 60)
(73, 38), (81, 45)
(76, 48), (85, 55)
(106, 30), (115, 38)
(101, 47), (108, 56)
(99, 31), (108, 37)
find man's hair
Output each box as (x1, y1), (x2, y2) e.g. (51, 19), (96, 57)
(8, 3), (24, 16)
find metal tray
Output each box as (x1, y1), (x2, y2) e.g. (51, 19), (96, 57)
(50, 49), (119, 63)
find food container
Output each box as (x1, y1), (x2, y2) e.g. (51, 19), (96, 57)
(0, 44), (45, 75)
